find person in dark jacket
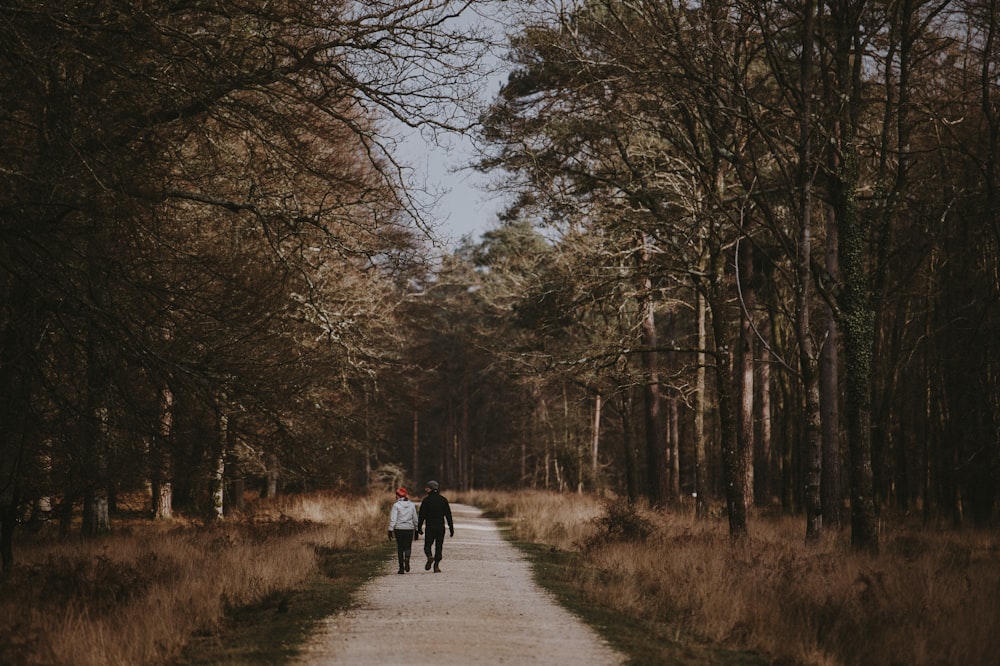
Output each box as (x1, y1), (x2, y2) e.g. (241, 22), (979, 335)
(417, 480), (453, 573)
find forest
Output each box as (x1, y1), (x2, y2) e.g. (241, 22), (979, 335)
(1, 0), (998, 574)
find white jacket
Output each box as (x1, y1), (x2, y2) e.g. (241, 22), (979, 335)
(389, 497), (418, 531)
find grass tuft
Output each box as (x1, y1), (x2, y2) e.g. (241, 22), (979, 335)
(576, 497), (655, 551)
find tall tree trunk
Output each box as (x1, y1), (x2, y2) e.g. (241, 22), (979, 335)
(736, 235), (756, 510)
(539, 396), (552, 490)
(636, 233), (667, 505)
(211, 405), (228, 520)
(153, 384), (174, 520)
(82, 405), (111, 536)
(962, 0), (1000, 527)
(522, 429), (528, 488)
(264, 453), (279, 499)
(527, 383), (540, 487)
(798, 223), (823, 545)
(669, 394), (680, 502)
(0, 306), (31, 572)
(821, 205), (843, 528)
(828, 0), (879, 553)
(227, 454), (245, 514)
(0, 504), (15, 577)
(798, 0), (823, 544)
(460, 383), (470, 491)
(28, 428), (52, 531)
(412, 408), (420, 485)
(618, 391), (640, 503)
(592, 392), (602, 491)
(707, 266), (747, 539)
(153, 451), (173, 521)
(836, 167), (879, 553)
(754, 314), (774, 506)
(694, 287), (709, 518)
(82, 327), (112, 537)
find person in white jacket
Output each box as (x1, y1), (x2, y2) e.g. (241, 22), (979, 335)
(388, 487), (419, 573)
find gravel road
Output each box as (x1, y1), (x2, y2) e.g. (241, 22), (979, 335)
(294, 503), (623, 665)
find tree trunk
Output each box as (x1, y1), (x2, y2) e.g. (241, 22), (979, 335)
(1, 201), (45, 571)
(695, 288), (709, 518)
(821, 205), (843, 528)
(29, 497), (51, 532)
(592, 392), (602, 491)
(154, 462), (173, 521)
(828, 0), (879, 553)
(707, 267), (747, 538)
(527, 383), (540, 487)
(637, 233), (667, 505)
(833, 145), (879, 553)
(412, 408), (420, 485)
(0, 505), (15, 576)
(227, 441), (245, 515)
(798, 0), (823, 544)
(264, 453), (279, 499)
(211, 407), (227, 520)
(737, 235), (756, 510)
(618, 391), (640, 503)
(669, 395), (680, 502)
(754, 314), (774, 506)
(82, 400), (111, 537)
(153, 384), (174, 520)
(460, 384), (470, 491)
(799, 226), (824, 545)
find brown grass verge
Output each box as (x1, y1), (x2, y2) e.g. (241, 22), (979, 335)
(0, 492), (387, 666)
(6, 490), (997, 666)
(461, 490), (1000, 666)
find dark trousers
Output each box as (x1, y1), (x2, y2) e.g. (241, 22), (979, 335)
(423, 525), (445, 563)
(394, 529), (414, 568)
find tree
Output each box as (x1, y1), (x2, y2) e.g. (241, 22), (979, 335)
(478, 0), (758, 530)
(0, 0), (485, 569)
(475, 0), (999, 542)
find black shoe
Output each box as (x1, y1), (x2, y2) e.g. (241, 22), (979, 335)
(425, 558), (433, 571)
(398, 566), (405, 574)
(433, 562), (441, 573)
(404, 557), (410, 572)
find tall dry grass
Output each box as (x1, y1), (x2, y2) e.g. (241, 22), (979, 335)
(465, 490), (1000, 666)
(0, 492), (386, 666)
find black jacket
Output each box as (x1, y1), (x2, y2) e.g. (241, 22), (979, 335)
(418, 491), (453, 532)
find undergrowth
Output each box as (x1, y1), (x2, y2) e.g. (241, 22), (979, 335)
(7, 489), (998, 666)
(463, 490), (1000, 666)
(0, 491), (386, 666)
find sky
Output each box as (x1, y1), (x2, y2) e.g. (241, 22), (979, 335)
(387, 1), (521, 251)
(395, 124), (506, 249)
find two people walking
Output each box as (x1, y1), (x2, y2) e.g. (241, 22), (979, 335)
(387, 480), (454, 574)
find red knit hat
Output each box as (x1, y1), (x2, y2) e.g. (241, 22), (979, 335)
(396, 487), (408, 498)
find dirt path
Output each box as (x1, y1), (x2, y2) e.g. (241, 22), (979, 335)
(294, 503), (623, 665)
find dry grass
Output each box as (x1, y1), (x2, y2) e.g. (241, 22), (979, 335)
(464, 490), (1000, 666)
(6, 490), (996, 665)
(0, 492), (386, 666)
